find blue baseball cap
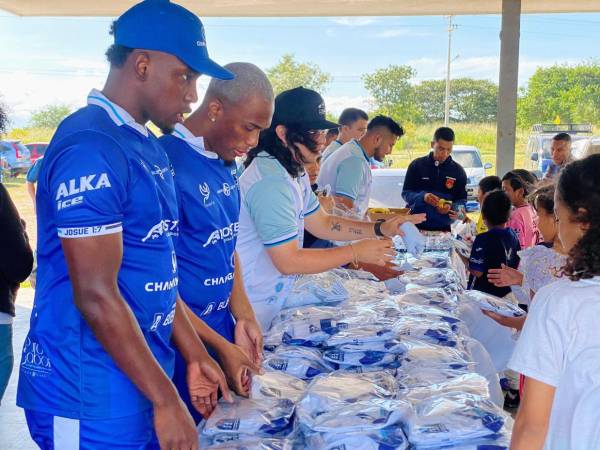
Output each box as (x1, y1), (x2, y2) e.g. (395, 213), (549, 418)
(114, 0), (234, 80)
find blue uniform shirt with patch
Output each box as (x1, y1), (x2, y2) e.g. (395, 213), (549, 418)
(17, 90), (179, 420)
(468, 227), (521, 298)
(159, 125), (239, 336)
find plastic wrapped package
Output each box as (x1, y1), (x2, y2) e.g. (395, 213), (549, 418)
(422, 232), (454, 252)
(200, 397), (296, 438)
(397, 366), (474, 388)
(323, 347), (406, 367)
(250, 371), (308, 403)
(401, 338), (472, 370)
(402, 372), (491, 406)
(283, 273), (348, 309)
(394, 302), (462, 326)
(200, 433), (294, 450)
(327, 338), (405, 353)
(396, 251), (451, 271)
(451, 236), (473, 259)
(331, 267), (380, 282)
(399, 268), (462, 289)
(298, 398), (410, 434)
(394, 288), (457, 312)
(305, 426), (409, 450)
(263, 346), (334, 380)
(392, 318), (459, 347)
(461, 290), (526, 318)
(403, 393), (512, 448)
(325, 324), (396, 347)
(298, 371), (399, 414)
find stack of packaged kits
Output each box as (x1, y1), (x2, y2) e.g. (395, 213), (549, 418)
(198, 235), (513, 449)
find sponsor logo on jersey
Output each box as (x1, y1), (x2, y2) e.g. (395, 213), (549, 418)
(55, 173), (111, 201)
(141, 219), (179, 242)
(217, 182), (232, 196)
(21, 338), (52, 378)
(144, 277), (179, 292)
(203, 272), (234, 286)
(149, 303), (177, 331)
(151, 165), (169, 180)
(445, 176), (456, 190)
(199, 182), (214, 207)
(200, 299), (230, 317)
(203, 222), (239, 248)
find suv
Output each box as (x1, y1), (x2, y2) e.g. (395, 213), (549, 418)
(451, 145), (492, 200)
(524, 124), (593, 177)
(0, 140), (32, 177)
(26, 142), (49, 162)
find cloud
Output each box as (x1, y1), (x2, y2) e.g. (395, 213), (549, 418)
(330, 17), (377, 27)
(374, 28), (431, 39)
(323, 95), (374, 116)
(406, 55), (581, 84)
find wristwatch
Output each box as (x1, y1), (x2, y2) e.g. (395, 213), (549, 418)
(374, 219), (386, 237)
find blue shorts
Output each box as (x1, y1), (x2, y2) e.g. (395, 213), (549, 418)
(24, 409), (159, 449)
(172, 313), (235, 424)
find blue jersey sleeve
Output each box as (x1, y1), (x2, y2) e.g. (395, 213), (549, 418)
(26, 158), (43, 183)
(335, 156), (365, 201)
(45, 132), (129, 239)
(244, 176), (299, 247)
(469, 235), (487, 273)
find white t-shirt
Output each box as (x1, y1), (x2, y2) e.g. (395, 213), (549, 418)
(317, 139), (372, 218)
(509, 276), (600, 450)
(236, 153), (320, 330)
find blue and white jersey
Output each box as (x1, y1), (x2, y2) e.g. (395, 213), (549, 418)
(17, 90), (179, 420)
(236, 152), (320, 330)
(317, 139), (372, 218)
(159, 124), (239, 335)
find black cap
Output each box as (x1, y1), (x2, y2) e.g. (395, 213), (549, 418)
(272, 87), (339, 131)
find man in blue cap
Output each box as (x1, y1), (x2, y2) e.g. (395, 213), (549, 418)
(17, 1), (235, 449)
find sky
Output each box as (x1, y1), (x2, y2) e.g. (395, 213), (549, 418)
(0, 10), (599, 128)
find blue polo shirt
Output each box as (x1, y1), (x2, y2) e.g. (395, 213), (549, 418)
(17, 90), (179, 420)
(159, 124), (239, 338)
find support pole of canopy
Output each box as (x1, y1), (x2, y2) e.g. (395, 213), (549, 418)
(495, 0), (521, 176)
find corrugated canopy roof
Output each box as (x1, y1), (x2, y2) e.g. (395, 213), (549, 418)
(2, 0), (600, 17)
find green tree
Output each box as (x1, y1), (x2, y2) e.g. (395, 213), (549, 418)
(267, 54), (332, 95)
(362, 65), (418, 124)
(517, 63), (600, 127)
(413, 78), (497, 123)
(29, 104), (72, 129)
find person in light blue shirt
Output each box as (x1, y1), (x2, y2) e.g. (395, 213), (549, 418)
(17, 2), (236, 449)
(321, 107), (368, 162)
(237, 88), (417, 330)
(318, 115), (404, 219)
(159, 62), (272, 423)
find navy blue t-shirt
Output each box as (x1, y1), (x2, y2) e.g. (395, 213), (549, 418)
(17, 91), (179, 419)
(468, 227), (521, 297)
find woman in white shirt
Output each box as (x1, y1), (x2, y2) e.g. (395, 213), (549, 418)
(509, 154), (600, 449)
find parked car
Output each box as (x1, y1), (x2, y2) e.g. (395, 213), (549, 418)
(26, 142), (49, 162)
(451, 145), (492, 200)
(369, 168), (407, 209)
(0, 140), (32, 177)
(571, 135), (600, 160)
(524, 123), (593, 178)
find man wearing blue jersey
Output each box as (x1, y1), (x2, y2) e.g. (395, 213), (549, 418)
(160, 62), (271, 423)
(17, 2), (235, 449)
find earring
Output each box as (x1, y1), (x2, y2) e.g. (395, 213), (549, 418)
(210, 117), (216, 123)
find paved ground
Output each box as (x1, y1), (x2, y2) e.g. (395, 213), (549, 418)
(0, 288), (37, 450)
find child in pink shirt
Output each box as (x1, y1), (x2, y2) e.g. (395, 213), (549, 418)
(502, 171), (540, 249)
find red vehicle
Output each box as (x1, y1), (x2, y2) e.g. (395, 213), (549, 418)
(26, 142), (49, 162)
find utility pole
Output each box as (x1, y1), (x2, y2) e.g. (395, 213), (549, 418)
(444, 16), (456, 126)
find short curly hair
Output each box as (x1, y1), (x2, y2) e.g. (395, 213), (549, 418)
(105, 21), (134, 68)
(557, 154), (600, 281)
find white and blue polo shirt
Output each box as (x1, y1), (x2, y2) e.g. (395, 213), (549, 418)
(320, 139), (343, 162)
(317, 139), (372, 218)
(17, 89), (179, 420)
(236, 152), (320, 329)
(159, 124), (239, 339)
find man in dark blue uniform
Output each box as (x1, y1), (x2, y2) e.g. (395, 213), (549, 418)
(402, 127), (467, 232)
(17, 2), (235, 449)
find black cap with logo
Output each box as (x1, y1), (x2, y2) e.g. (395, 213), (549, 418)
(271, 87), (339, 131)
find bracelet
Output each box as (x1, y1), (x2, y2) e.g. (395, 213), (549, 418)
(349, 243), (359, 267)
(374, 219), (385, 237)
